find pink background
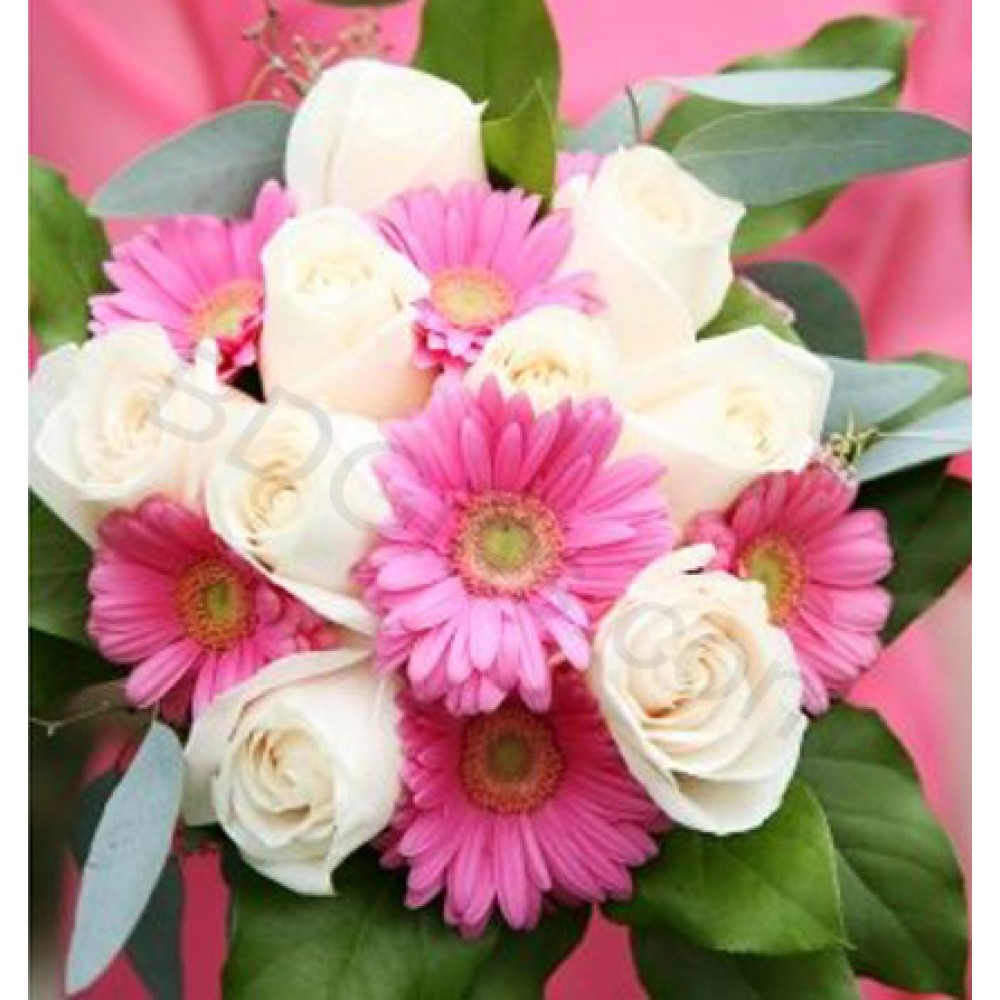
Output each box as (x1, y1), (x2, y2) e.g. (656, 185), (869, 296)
(30, 1), (971, 997)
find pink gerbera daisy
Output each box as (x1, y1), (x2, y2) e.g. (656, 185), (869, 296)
(376, 182), (599, 371)
(88, 496), (336, 717)
(688, 461), (893, 714)
(358, 377), (672, 715)
(383, 671), (662, 936)
(89, 181), (294, 379)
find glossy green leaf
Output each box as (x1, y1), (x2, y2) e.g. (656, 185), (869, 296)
(29, 630), (120, 715)
(674, 108), (970, 207)
(607, 782), (845, 955)
(798, 705), (969, 996)
(29, 159), (110, 350)
(563, 81), (672, 153)
(483, 83), (557, 197)
(672, 67), (892, 105)
(92, 103), (292, 218)
(632, 925), (859, 1000)
(743, 260), (866, 358)
(71, 772), (184, 1000)
(67, 723), (184, 995)
(225, 850), (587, 999)
(698, 278), (801, 344)
(655, 16), (915, 253)
(823, 358), (941, 435)
(413, 0), (560, 118)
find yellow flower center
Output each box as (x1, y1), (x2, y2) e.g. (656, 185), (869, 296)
(430, 267), (515, 329)
(175, 559), (253, 650)
(188, 279), (261, 343)
(739, 534), (805, 625)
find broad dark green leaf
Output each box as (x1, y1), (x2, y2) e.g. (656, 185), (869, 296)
(413, 0), (560, 119)
(607, 782), (845, 955)
(674, 108), (970, 207)
(655, 16), (915, 253)
(698, 278), (802, 344)
(71, 772), (184, 1000)
(225, 850), (587, 999)
(743, 261), (865, 358)
(483, 83), (557, 197)
(92, 103), (292, 218)
(632, 925), (859, 1000)
(29, 159), (110, 350)
(798, 705), (969, 996)
(67, 723), (184, 994)
(29, 630), (120, 715)
(30, 493), (92, 646)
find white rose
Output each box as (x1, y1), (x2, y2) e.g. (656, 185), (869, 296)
(29, 325), (250, 544)
(618, 327), (832, 526)
(591, 546), (805, 835)
(184, 649), (401, 894)
(261, 207), (432, 419)
(206, 395), (386, 634)
(555, 145), (743, 364)
(285, 59), (486, 214)
(464, 306), (618, 410)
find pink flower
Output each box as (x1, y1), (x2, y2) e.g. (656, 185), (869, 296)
(89, 182), (294, 379)
(382, 671), (662, 936)
(376, 182), (599, 371)
(88, 496), (337, 717)
(688, 462), (894, 714)
(556, 151), (603, 187)
(358, 377), (672, 715)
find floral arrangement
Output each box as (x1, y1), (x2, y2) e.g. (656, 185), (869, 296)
(28, 2), (972, 998)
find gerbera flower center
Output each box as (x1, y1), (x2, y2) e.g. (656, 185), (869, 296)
(430, 267), (515, 329)
(460, 704), (565, 813)
(189, 279), (262, 343)
(175, 558), (253, 651)
(453, 494), (564, 595)
(739, 534), (805, 626)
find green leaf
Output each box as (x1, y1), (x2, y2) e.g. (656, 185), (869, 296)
(30, 493), (92, 646)
(672, 67), (893, 106)
(71, 772), (184, 1000)
(563, 80), (672, 153)
(698, 278), (802, 344)
(743, 261), (865, 358)
(655, 16), (915, 254)
(483, 83), (557, 197)
(798, 705), (969, 996)
(91, 103), (292, 218)
(632, 925), (859, 1000)
(29, 159), (110, 350)
(674, 108), (970, 207)
(67, 723), (184, 995)
(29, 630), (120, 715)
(225, 850), (587, 999)
(607, 782), (845, 956)
(823, 358), (942, 435)
(413, 0), (560, 119)
(882, 352), (969, 430)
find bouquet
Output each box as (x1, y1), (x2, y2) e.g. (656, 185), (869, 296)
(28, 1), (972, 997)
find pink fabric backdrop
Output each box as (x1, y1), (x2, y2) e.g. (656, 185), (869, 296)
(29, 1), (971, 997)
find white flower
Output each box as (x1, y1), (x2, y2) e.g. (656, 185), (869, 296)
(617, 327), (832, 526)
(555, 145), (743, 363)
(261, 207), (432, 419)
(206, 395), (386, 634)
(183, 649), (401, 895)
(29, 325), (251, 544)
(591, 546), (805, 835)
(285, 59), (486, 214)
(464, 306), (618, 410)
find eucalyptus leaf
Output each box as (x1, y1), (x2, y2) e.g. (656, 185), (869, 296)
(67, 723), (184, 995)
(823, 357), (942, 435)
(672, 67), (892, 106)
(71, 772), (184, 1000)
(798, 705), (969, 996)
(29, 630), (119, 715)
(563, 80), (672, 153)
(743, 260), (865, 358)
(413, 0), (560, 118)
(29, 159), (110, 350)
(91, 103), (292, 218)
(632, 925), (859, 1000)
(857, 397), (971, 481)
(483, 82), (557, 197)
(674, 108), (970, 207)
(698, 278), (801, 344)
(607, 782), (845, 955)
(882, 353), (969, 430)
